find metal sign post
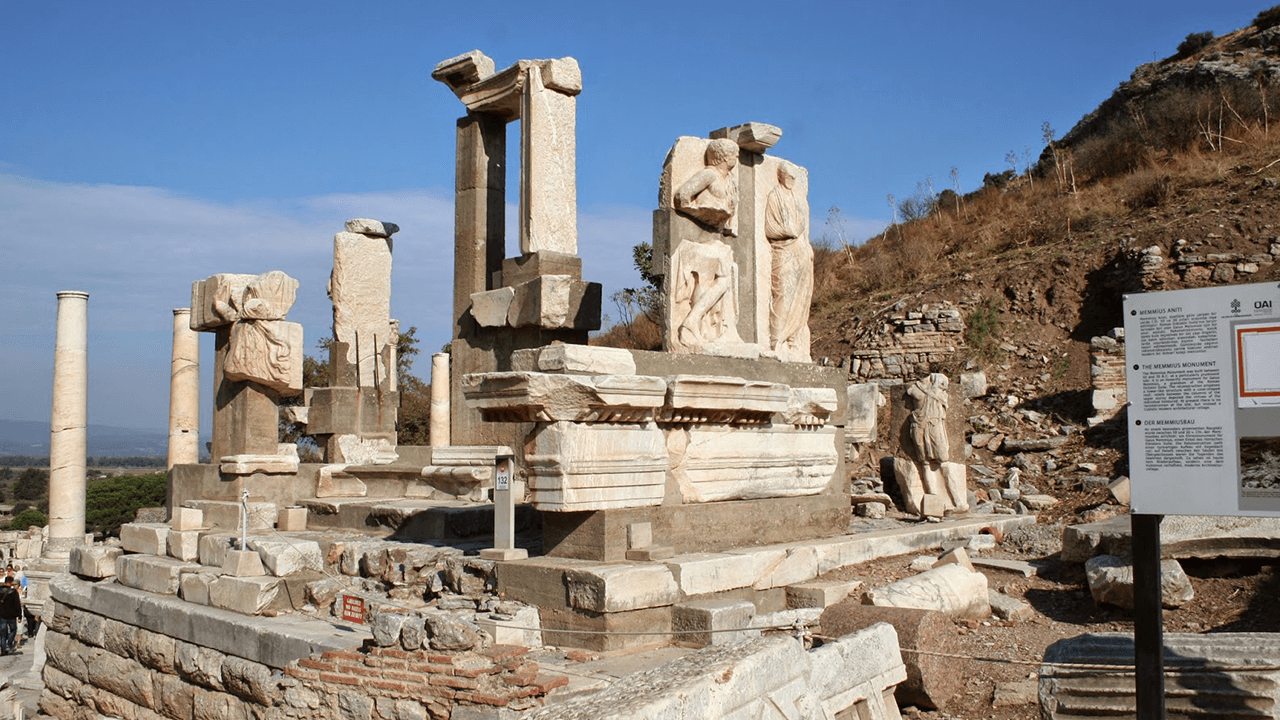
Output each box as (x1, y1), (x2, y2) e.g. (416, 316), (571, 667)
(480, 453), (527, 561)
(1132, 513), (1166, 720)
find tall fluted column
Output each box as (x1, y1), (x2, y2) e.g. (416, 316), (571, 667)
(168, 308), (200, 468)
(429, 352), (451, 447)
(47, 290), (89, 559)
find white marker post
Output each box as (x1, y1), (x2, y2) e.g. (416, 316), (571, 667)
(480, 453), (527, 561)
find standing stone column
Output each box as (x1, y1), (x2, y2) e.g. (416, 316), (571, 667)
(168, 308), (201, 468)
(430, 352), (451, 447)
(47, 290), (89, 560)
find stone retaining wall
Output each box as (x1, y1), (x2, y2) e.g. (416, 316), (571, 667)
(848, 303), (964, 381)
(1088, 331), (1126, 426)
(41, 581), (565, 720)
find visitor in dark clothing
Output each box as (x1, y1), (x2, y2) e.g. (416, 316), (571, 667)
(0, 577), (22, 655)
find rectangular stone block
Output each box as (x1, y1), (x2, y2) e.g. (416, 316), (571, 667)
(70, 546), (122, 579)
(525, 421), (667, 511)
(120, 523), (171, 555)
(247, 538), (322, 577)
(179, 572), (217, 606)
(502, 251), (583, 286)
(198, 532), (238, 568)
(672, 598), (756, 648)
(224, 549), (266, 577)
(785, 579), (862, 609)
(169, 507), (204, 532)
(665, 552), (775, 597)
(564, 563), (678, 613)
(628, 522), (653, 549)
(277, 507), (307, 532)
(117, 554), (201, 595)
(677, 426), (838, 503)
(665, 376), (790, 414)
(462, 371), (666, 422)
(846, 383), (883, 443)
(506, 276), (601, 330)
(167, 530), (201, 562)
(511, 344), (637, 376)
(208, 576), (282, 616)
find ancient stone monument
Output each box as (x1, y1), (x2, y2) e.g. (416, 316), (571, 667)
(307, 219), (402, 463)
(432, 50), (602, 450)
(190, 269), (304, 474)
(654, 123), (813, 362)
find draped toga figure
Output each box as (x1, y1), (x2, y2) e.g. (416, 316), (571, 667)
(765, 162), (813, 363)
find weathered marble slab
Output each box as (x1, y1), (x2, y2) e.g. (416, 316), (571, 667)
(669, 425), (838, 503)
(525, 421), (667, 511)
(463, 372), (666, 422)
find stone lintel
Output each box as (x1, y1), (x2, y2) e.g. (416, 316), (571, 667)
(709, 122), (783, 153)
(462, 372), (666, 422)
(442, 57), (582, 120)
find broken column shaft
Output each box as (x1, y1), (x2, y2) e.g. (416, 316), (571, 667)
(168, 308), (200, 468)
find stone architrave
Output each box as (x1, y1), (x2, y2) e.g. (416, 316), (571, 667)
(524, 421), (668, 511)
(329, 220), (397, 389)
(47, 291), (89, 560)
(167, 308), (201, 468)
(462, 372), (666, 423)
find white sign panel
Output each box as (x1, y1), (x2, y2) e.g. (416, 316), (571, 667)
(1125, 281), (1280, 517)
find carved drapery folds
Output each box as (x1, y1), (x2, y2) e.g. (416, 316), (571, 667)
(653, 124), (814, 362)
(192, 271), (303, 394)
(892, 373), (969, 517)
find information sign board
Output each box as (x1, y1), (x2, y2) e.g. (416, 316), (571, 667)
(340, 594), (366, 624)
(1125, 281), (1280, 516)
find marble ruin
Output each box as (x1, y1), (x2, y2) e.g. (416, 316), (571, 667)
(30, 50), (997, 720)
(654, 122), (814, 362)
(892, 373), (969, 518)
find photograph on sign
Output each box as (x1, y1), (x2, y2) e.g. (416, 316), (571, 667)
(1124, 281), (1280, 517)
(1235, 322), (1280, 406)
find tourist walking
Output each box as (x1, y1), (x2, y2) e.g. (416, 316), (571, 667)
(0, 576), (23, 655)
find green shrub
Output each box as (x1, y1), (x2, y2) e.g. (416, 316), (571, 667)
(85, 472), (168, 537)
(8, 508), (46, 531)
(965, 296), (1006, 361)
(1255, 5), (1280, 29)
(1176, 31), (1215, 58)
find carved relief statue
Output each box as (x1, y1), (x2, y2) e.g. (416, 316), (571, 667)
(765, 162), (813, 363)
(907, 373), (950, 465)
(668, 138), (746, 353)
(892, 373), (969, 517)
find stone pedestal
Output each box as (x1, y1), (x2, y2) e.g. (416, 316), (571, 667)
(168, 308), (200, 468)
(47, 290), (88, 561)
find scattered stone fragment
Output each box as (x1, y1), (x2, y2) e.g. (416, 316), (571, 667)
(863, 563), (990, 619)
(1020, 494), (1059, 510)
(992, 678), (1038, 706)
(971, 558), (1037, 577)
(909, 556), (936, 572)
(1108, 476), (1131, 505)
(856, 502), (886, 519)
(933, 547), (974, 572)
(988, 591), (1033, 621)
(1085, 555), (1194, 609)
(967, 534), (997, 552)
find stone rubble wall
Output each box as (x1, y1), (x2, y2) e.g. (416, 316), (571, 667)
(1088, 331), (1126, 426)
(41, 581), (565, 720)
(1169, 239), (1280, 286)
(848, 303), (964, 381)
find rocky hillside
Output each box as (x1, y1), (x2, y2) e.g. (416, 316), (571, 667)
(806, 7), (1280, 522)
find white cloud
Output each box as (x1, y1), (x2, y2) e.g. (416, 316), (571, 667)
(0, 175), (653, 432)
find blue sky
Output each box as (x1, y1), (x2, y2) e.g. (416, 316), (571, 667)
(0, 0), (1269, 433)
